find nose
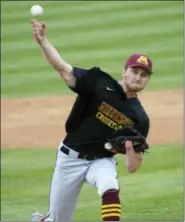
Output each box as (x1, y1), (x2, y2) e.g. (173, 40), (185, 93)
(136, 74), (141, 81)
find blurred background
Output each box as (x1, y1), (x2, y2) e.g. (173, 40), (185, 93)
(1, 1), (184, 221)
(1, 1), (184, 97)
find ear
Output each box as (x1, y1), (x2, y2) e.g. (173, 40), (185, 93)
(121, 69), (126, 78)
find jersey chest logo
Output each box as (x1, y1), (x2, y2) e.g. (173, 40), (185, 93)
(96, 101), (134, 130)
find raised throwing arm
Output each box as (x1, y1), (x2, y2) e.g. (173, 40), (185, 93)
(30, 19), (76, 87)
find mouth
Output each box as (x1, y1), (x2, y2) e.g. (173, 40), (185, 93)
(132, 82), (141, 86)
(131, 82), (143, 90)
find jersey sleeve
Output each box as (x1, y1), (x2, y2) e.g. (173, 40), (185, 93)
(67, 67), (88, 93)
(73, 67), (89, 78)
(70, 67), (104, 94)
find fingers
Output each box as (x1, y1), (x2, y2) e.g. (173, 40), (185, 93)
(30, 19), (39, 25)
(41, 23), (46, 30)
(30, 18), (46, 43)
(30, 19), (45, 28)
(30, 19), (36, 24)
(125, 140), (134, 152)
(30, 19), (43, 33)
(30, 19), (42, 28)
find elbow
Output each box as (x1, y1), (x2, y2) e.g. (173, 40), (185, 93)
(127, 165), (137, 173)
(125, 152), (143, 173)
(126, 161), (142, 173)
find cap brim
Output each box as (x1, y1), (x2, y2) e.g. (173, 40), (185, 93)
(129, 64), (153, 74)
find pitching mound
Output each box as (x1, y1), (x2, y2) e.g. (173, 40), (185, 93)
(1, 90), (183, 149)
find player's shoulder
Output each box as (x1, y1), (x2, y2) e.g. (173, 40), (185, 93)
(89, 66), (113, 76)
(92, 67), (117, 83)
(73, 66), (117, 89)
(73, 66), (115, 78)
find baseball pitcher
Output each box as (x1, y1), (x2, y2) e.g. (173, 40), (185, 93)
(30, 19), (152, 222)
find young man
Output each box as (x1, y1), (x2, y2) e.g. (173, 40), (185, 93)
(30, 19), (152, 222)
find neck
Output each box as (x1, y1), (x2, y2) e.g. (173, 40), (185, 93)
(118, 80), (137, 98)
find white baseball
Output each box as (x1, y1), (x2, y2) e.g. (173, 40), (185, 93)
(30, 5), (44, 17)
(104, 142), (113, 150)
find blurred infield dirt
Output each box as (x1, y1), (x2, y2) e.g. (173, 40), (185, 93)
(1, 90), (183, 149)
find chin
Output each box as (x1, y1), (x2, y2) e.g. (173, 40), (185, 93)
(129, 85), (143, 92)
(135, 87), (143, 92)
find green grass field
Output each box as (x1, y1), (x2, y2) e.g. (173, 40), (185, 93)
(1, 145), (184, 221)
(1, 1), (184, 221)
(1, 1), (184, 97)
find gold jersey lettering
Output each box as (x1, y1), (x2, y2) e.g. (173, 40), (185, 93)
(96, 112), (122, 130)
(97, 102), (134, 127)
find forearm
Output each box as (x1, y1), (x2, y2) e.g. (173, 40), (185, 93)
(39, 38), (70, 71)
(125, 151), (143, 173)
(39, 38), (75, 86)
(31, 19), (76, 87)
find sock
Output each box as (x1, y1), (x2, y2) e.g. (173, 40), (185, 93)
(101, 189), (121, 221)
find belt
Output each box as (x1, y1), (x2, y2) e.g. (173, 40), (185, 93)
(60, 145), (98, 161)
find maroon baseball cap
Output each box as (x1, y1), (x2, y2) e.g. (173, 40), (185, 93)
(125, 54), (153, 74)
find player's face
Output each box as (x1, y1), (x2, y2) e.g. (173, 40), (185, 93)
(122, 67), (150, 92)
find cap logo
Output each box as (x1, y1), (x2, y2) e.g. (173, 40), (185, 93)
(136, 56), (148, 66)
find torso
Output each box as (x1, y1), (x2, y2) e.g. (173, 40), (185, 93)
(63, 67), (149, 158)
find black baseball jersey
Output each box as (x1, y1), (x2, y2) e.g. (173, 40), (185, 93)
(63, 67), (149, 158)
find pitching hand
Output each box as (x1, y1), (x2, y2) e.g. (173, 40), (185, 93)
(30, 19), (46, 44)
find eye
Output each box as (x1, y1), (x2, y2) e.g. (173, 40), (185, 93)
(141, 72), (149, 78)
(132, 68), (138, 74)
